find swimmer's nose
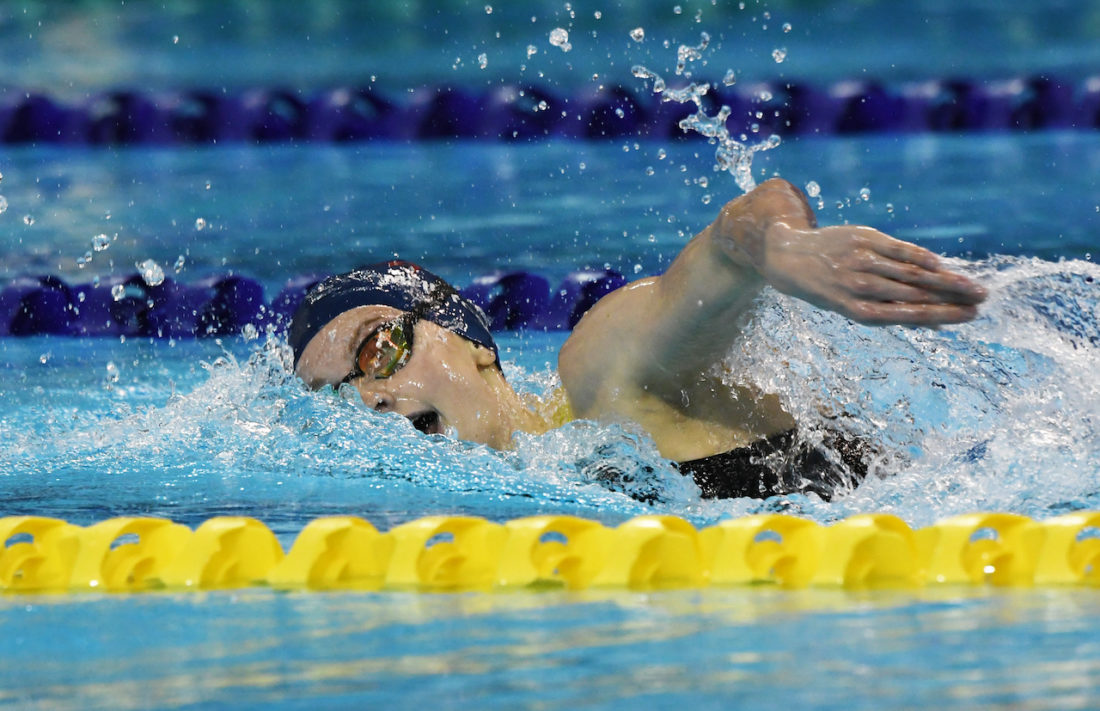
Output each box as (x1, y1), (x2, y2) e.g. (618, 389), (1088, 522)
(356, 387), (396, 413)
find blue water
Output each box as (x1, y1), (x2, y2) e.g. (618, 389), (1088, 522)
(4, 1), (1100, 709)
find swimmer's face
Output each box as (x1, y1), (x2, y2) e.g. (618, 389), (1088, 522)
(295, 305), (515, 448)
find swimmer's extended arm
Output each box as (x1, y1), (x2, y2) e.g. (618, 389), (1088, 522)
(559, 178), (987, 435)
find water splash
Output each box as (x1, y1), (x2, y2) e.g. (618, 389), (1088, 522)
(3, 260), (1096, 529)
(632, 32), (782, 192)
(724, 256), (1100, 526)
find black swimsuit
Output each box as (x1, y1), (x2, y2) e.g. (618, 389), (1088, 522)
(676, 429), (871, 501)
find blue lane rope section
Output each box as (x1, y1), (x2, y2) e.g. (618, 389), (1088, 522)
(0, 269), (627, 337)
(1, 75), (1098, 144)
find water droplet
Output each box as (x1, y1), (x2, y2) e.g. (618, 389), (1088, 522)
(536, 99), (548, 111)
(766, 134), (781, 148)
(783, 22), (792, 33)
(615, 108), (625, 118)
(673, 5), (682, 14)
(758, 89), (774, 102)
(241, 323), (259, 341)
(137, 259), (165, 287)
(111, 284), (125, 302)
(859, 187), (871, 201)
(657, 148), (667, 160)
(722, 70), (737, 86)
(0, 196), (7, 214)
(630, 27), (645, 42)
(174, 255), (186, 272)
(805, 181), (821, 198)
(23, 214), (34, 226)
(772, 48), (787, 63)
(91, 233), (111, 251)
(886, 203), (895, 213)
(484, 4), (492, 13)
(0, 170), (3, 183)
(478, 53), (488, 69)
(39, 353), (50, 365)
(526, 44), (537, 58)
(549, 27), (571, 52)
(633, 264), (643, 274)
(172, 35), (179, 44)
(645, 166), (655, 176)
(105, 361), (120, 383)
(701, 194), (712, 204)
(194, 217), (206, 231)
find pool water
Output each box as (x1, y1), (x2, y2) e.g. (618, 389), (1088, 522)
(4, 0), (1100, 708)
(2, 136), (1100, 709)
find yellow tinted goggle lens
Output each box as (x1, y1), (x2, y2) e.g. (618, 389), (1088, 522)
(355, 320), (412, 379)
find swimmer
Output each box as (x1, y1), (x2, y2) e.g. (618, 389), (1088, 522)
(290, 178), (987, 499)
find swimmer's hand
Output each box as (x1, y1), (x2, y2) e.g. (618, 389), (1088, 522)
(710, 179), (988, 326)
(760, 222), (988, 326)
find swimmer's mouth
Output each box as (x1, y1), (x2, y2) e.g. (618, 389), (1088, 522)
(408, 410), (443, 435)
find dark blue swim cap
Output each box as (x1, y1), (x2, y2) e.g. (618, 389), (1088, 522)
(288, 261), (498, 368)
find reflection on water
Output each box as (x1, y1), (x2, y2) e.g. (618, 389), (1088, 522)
(2, 586), (1099, 710)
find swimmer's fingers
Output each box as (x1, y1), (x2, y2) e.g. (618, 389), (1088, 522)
(842, 299), (980, 327)
(854, 250), (989, 305)
(844, 272), (957, 305)
(847, 228), (988, 304)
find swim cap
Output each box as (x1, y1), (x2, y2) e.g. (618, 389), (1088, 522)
(288, 261), (498, 368)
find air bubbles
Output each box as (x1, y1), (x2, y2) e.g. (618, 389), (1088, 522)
(137, 259), (165, 287)
(110, 284), (126, 302)
(91, 233), (112, 251)
(478, 53), (488, 69)
(526, 44), (537, 58)
(722, 70), (737, 86)
(772, 47), (787, 63)
(886, 203), (895, 214)
(194, 217), (206, 231)
(782, 22), (792, 33)
(484, 4), (492, 13)
(172, 35), (179, 45)
(630, 27), (645, 42)
(673, 5), (682, 14)
(656, 148), (667, 160)
(241, 323), (259, 341)
(105, 361), (120, 384)
(174, 255), (186, 273)
(766, 134), (782, 149)
(645, 166), (655, 176)
(0, 196), (7, 215)
(549, 28), (572, 52)
(859, 187), (872, 202)
(805, 180), (821, 198)
(23, 215), (34, 226)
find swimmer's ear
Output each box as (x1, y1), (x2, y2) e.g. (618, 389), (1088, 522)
(469, 342), (497, 368)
